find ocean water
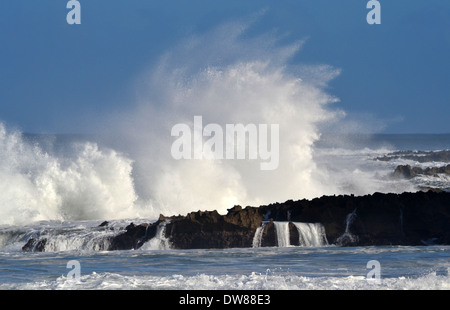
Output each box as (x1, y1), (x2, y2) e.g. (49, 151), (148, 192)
(0, 244), (449, 290)
(0, 132), (449, 291)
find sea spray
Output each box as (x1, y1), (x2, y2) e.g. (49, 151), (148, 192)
(336, 209), (358, 246)
(105, 20), (343, 218)
(1, 220), (126, 252)
(0, 19), (422, 226)
(0, 124), (141, 225)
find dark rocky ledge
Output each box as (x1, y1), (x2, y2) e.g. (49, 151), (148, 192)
(107, 190), (450, 250)
(376, 150), (450, 163)
(394, 164), (450, 179)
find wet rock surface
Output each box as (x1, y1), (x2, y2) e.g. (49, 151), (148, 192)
(394, 164), (450, 179)
(376, 150), (450, 163)
(108, 190), (450, 250)
(22, 190), (450, 251)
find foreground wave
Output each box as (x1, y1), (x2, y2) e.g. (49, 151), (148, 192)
(1, 237), (449, 289)
(2, 271), (449, 290)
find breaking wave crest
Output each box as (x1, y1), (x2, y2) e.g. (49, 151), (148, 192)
(0, 18), (422, 225)
(2, 270), (448, 290)
(102, 19), (346, 217)
(0, 125), (144, 225)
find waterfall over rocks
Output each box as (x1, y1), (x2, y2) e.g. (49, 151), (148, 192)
(293, 223), (328, 247)
(252, 222), (267, 248)
(13, 192), (450, 252)
(274, 222), (291, 247)
(253, 221), (328, 248)
(140, 221), (172, 250)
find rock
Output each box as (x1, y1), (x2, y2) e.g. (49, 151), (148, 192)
(260, 221), (276, 247)
(162, 207), (263, 249)
(111, 190), (450, 249)
(108, 222), (152, 251)
(394, 164), (450, 179)
(22, 238), (47, 252)
(99, 221), (109, 227)
(45, 190), (449, 251)
(394, 165), (417, 179)
(376, 150), (450, 163)
(418, 187), (444, 193)
(423, 164), (450, 176)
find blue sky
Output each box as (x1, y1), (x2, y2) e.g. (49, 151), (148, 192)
(1, 1), (449, 134)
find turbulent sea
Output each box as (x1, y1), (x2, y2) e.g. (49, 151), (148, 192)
(0, 132), (449, 291)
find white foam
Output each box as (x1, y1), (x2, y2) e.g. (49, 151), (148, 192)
(0, 18), (443, 226)
(2, 270), (448, 290)
(101, 19), (346, 218)
(139, 221), (172, 250)
(0, 220), (128, 252)
(0, 124), (151, 225)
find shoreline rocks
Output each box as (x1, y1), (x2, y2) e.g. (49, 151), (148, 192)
(108, 190), (450, 250)
(21, 190), (450, 252)
(376, 150), (450, 163)
(394, 164), (450, 179)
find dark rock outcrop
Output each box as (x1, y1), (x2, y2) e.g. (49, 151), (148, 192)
(22, 237), (47, 252)
(376, 150), (450, 163)
(261, 191), (450, 246)
(23, 190), (449, 252)
(107, 190), (450, 250)
(394, 164), (450, 179)
(163, 206), (264, 249)
(99, 221), (109, 227)
(108, 222), (151, 251)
